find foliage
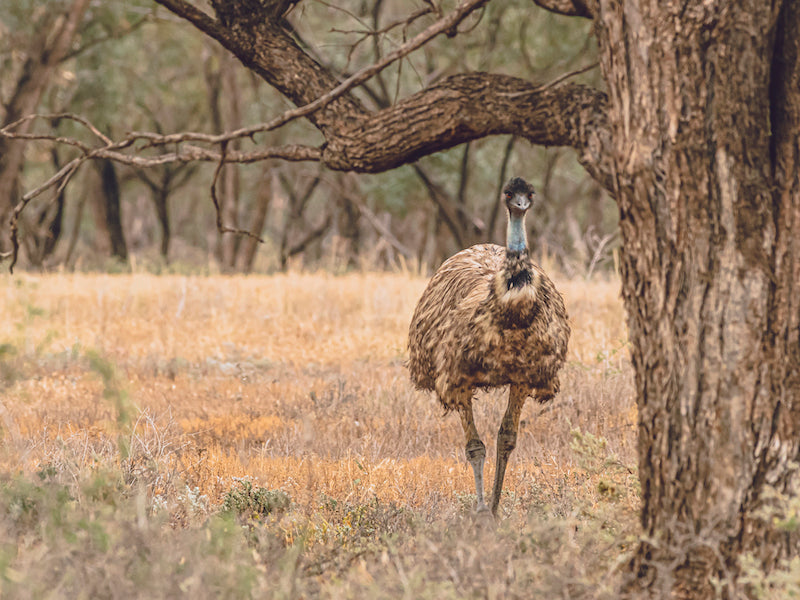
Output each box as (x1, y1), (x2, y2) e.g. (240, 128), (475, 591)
(222, 479), (291, 520)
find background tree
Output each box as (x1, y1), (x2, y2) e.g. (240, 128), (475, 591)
(0, 0), (90, 253)
(1, 1), (613, 273)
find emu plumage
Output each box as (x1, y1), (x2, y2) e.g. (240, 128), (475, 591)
(407, 177), (570, 516)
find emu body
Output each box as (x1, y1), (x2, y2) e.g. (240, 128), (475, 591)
(407, 177), (570, 516)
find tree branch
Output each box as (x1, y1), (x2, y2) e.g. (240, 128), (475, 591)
(0, 113), (323, 205)
(154, 0), (489, 132)
(148, 0), (610, 183)
(144, 1), (612, 185)
(1, 71), (611, 205)
(210, 142), (266, 244)
(530, 0), (594, 19)
(323, 73), (613, 189)
(351, 198), (414, 260)
(284, 215), (333, 262)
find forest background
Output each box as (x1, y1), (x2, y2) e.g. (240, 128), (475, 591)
(0, 0), (617, 276)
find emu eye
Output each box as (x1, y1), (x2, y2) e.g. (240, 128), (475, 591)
(527, 193), (533, 199)
(505, 192), (512, 198)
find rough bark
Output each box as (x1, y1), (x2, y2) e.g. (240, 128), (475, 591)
(590, 0), (800, 596)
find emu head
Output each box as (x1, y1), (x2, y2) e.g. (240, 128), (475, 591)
(503, 177), (536, 217)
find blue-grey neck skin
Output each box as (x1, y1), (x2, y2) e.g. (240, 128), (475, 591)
(506, 210), (528, 253)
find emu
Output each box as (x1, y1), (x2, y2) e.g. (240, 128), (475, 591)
(407, 176), (570, 517)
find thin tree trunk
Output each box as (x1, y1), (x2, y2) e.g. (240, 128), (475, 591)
(93, 160), (127, 261)
(237, 170), (272, 273)
(592, 1), (800, 596)
(205, 44), (243, 271)
(278, 173), (320, 271)
(38, 147), (67, 263)
(153, 188), (171, 260)
(64, 194), (86, 269)
(336, 174), (362, 268)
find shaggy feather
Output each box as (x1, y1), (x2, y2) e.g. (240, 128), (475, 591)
(407, 243), (570, 410)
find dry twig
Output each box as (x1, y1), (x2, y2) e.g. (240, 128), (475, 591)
(210, 142), (266, 244)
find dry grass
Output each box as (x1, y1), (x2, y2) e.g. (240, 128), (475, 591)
(0, 271), (638, 598)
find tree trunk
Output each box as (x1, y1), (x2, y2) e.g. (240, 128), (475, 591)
(593, 1), (800, 596)
(36, 147), (68, 264)
(334, 173), (363, 269)
(93, 160), (128, 261)
(153, 188), (171, 260)
(236, 170), (273, 273)
(205, 44), (243, 271)
(0, 0), (90, 252)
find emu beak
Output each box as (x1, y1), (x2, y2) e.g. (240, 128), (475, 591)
(508, 193), (532, 214)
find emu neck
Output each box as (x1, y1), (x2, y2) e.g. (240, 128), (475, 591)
(503, 211), (534, 292)
(506, 211), (528, 254)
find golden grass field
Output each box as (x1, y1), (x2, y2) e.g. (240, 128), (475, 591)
(0, 271), (639, 598)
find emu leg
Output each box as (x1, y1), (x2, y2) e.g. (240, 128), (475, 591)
(490, 385), (529, 516)
(458, 400), (488, 513)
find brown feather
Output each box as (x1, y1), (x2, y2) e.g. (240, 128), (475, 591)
(407, 243), (570, 411)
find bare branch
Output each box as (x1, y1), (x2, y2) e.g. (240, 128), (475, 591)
(501, 62), (600, 98)
(352, 199), (414, 260)
(210, 142), (267, 245)
(209, 143), (227, 235)
(284, 214), (333, 261)
(413, 164), (485, 249)
(530, 0), (594, 19)
(0, 115), (322, 205)
(288, 0), (490, 115)
(329, 2), (435, 73)
(1, 112), (112, 145)
(97, 144), (321, 166)
(321, 174), (415, 260)
(330, 4), (434, 40)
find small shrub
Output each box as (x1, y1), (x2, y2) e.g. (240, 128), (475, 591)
(221, 479), (290, 520)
